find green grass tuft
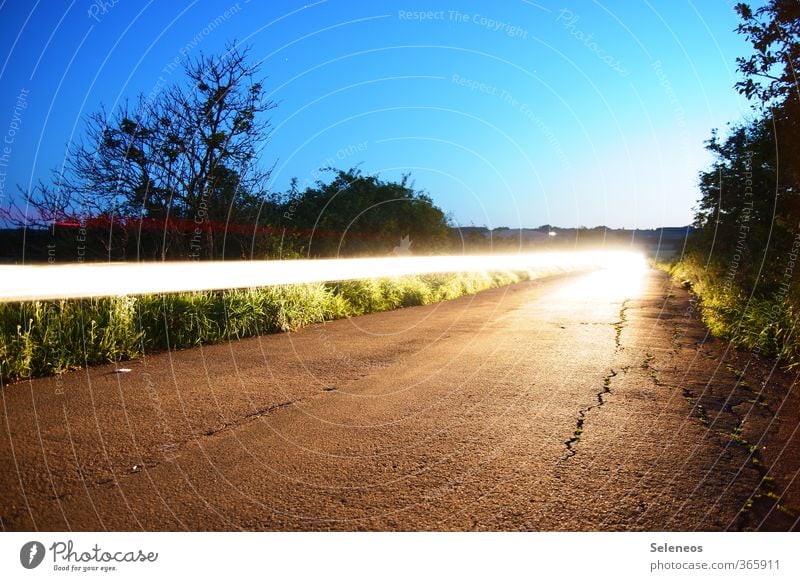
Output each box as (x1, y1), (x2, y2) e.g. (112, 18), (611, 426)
(0, 268), (562, 384)
(665, 256), (800, 368)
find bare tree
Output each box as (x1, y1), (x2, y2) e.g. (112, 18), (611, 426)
(3, 44), (276, 259)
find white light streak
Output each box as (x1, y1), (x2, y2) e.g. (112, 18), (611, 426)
(0, 251), (646, 303)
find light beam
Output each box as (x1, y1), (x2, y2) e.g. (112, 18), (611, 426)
(0, 251), (647, 303)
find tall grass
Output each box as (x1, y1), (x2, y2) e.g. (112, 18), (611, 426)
(0, 268), (554, 383)
(667, 257), (800, 367)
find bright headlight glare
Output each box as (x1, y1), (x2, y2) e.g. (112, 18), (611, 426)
(0, 250), (646, 302)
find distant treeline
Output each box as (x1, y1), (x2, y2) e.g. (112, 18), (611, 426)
(0, 167), (452, 262)
(0, 222), (692, 264)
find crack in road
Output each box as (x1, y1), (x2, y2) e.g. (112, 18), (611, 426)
(563, 300), (632, 459)
(563, 369), (618, 459)
(92, 390), (340, 490)
(716, 366), (797, 524)
(657, 298), (798, 529)
(613, 300), (630, 353)
(201, 400), (299, 437)
(676, 350), (796, 524)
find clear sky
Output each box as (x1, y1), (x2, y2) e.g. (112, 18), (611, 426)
(0, 0), (759, 229)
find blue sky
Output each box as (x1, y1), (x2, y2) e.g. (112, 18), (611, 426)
(0, 0), (758, 229)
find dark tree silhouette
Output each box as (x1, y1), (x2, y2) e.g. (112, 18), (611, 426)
(277, 168), (451, 257)
(735, 1), (800, 105)
(3, 44), (277, 260)
(735, 1), (800, 199)
(689, 2), (800, 296)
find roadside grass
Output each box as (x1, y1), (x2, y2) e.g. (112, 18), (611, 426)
(659, 256), (800, 368)
(0, 267), (563, 384)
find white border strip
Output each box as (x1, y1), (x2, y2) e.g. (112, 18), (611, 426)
(0, 532), (797, 580)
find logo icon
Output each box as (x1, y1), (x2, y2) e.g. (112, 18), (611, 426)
(393, 235), (413, 257)
(20, 541), (45, 569)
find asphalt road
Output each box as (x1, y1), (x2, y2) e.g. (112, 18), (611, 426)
(1, 268), (798, 531)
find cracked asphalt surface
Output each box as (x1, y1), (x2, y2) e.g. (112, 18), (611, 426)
(1, 268), (798, 530)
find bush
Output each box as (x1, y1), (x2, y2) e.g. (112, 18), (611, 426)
(668, 257), (800, 367)
(0, 269), (559, 383)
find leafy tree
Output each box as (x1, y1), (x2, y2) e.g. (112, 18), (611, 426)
(735, 1), (800, 105)
(2, 46), (452, 261)
(278, 168), (450, 257)
(693, 118), (796, 291)
(735, 1), (800, 195)
(4, 44), (278, 260)
(689, 2), (800, 295)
